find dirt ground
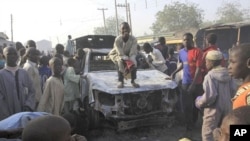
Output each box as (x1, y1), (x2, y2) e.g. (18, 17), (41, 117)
(85, 114), (203, 141)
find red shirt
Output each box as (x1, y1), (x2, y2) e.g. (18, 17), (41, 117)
(179, 47), (203, 84)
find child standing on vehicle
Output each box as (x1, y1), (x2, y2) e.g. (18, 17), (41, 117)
(63, 58), (81, 114)
(195, 50), (236, 141)
(228, 43), (250, 109)
(37, 57), (64, 115)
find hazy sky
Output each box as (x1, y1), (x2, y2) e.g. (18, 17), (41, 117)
(0, 0), (249, 46)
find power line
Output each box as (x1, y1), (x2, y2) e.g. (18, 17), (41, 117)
(97, 8), (108, 34)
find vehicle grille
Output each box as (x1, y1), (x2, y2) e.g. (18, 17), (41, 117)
(123, 90), (162, 115)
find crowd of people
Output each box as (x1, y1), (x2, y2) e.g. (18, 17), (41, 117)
(0, 37), (86, 141)
(0, 22), (250, 141)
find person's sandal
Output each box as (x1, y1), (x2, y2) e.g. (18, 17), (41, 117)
(117, 82), (124, 88)
(131, 82), (140, 88)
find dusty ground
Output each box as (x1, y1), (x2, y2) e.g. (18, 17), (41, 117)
(85, 114), (202, 141)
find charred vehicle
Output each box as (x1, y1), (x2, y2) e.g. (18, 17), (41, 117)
(77, 35), (178, 131)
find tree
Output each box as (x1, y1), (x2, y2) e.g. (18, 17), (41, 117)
(93, 16), (125, 36)
(200, 20), (215, 28)
(151, 1), (203, 34)
(216, 2), (249, 23)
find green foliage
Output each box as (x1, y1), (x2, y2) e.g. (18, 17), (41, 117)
(151, 1), (204, 34)
(216, 2), (248, 23)
(93, 16), (125, 36)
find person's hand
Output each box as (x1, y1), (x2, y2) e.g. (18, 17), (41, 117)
(121, 55), (129, 60)
(170, 73), (176, 80)
(195, 96), (202, 109)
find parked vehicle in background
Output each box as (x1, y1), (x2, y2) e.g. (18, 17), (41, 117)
(137, 32), (182, 51)
(76, 35), (178, 131)
(195, 21), (250, 64)
(0, 32), (15, 49)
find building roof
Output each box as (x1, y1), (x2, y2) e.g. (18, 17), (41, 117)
(201, 21), (250, 30)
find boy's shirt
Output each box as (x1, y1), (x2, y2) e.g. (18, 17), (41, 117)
(232, 82), (250, 109)
(179, 47), (203, 84)
(63, 67), (80, 102)
(149, 48), (168, 73)
(196, 66), (235, 110)
(23, 60), (42, 103)
(38, 65), (52, 93)
(37, 76), (64, 115)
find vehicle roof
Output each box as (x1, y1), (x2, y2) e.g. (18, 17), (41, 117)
(74, 35), (116, 49)
(201, 21), (250, 30)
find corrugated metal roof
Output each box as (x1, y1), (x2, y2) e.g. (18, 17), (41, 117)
(202, 21), (250, 30)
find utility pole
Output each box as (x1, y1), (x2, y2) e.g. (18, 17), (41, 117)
(115, 0), (119, 36)
(97, 8), (108, 35)
(117, 3), (128, 23)
(125, 0), (128, 22)
(128, 3), (132, 35)
(11, 14), (13, 42)
(117, 1), (133, 35)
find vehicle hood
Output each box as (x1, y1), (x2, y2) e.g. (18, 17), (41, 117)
(86, 69), (177, 94)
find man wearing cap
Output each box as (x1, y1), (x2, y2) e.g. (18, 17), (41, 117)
(201, 33), (225, 79)
(195, 50), (236, 141)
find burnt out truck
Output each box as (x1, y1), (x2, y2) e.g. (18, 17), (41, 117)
(75, 35), (178, 131)
(195, 21), (250, 63)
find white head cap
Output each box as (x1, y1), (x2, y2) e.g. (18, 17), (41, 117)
(206, 50), (223, 60)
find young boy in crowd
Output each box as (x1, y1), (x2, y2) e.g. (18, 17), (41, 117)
(213, 106), (250, 141)
(228, 43), (250, 109)
(23, 48), (42, 107)
(22, 115), (87, 141)
(74, 48), (85, 75)
(143, 42), (168, 74)
(195, 50), (236, 141)
(37, 57), (64, 115)
(0, 47), (36, 120)
(38, 55), (52, 93)
(63, 57), (81, 114)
